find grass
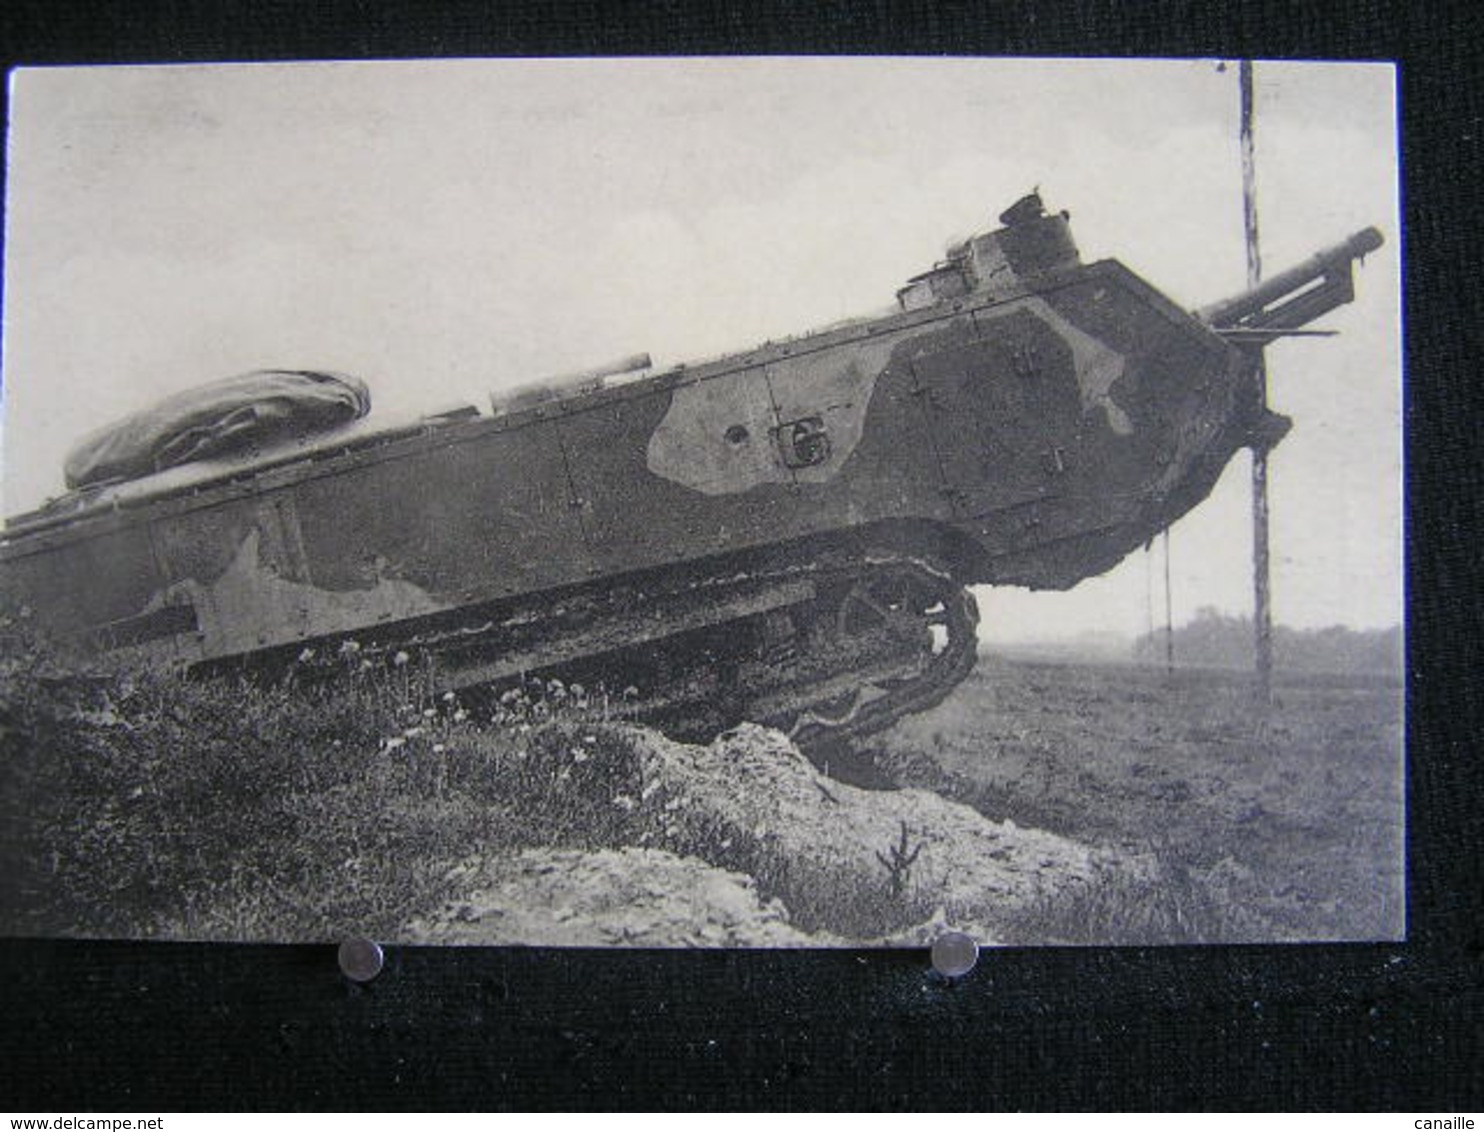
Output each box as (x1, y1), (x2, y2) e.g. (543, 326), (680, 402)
(0, 607), (653, 940)
(0, 608), (941, 942)
(870, 656), (1405, 943)
(990, 839), (1273, 946)
(0, 604), (1404, 945)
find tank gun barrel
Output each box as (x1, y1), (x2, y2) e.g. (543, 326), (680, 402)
(1197, 226), (1384, 344)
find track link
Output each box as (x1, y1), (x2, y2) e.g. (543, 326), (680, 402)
(275, 545), (982, 756)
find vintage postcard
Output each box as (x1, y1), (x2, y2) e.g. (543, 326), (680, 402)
(0, 58), (1401, 947)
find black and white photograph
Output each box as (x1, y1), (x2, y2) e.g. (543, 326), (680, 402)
(0, 57), (1401, 948)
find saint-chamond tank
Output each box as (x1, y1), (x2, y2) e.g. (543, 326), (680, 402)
(0, 195), (1382, 749)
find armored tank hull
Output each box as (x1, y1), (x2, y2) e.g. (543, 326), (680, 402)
(0, 199), (1381, 748)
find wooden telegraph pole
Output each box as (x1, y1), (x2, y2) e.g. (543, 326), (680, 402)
(1240, 60), (1274, 707)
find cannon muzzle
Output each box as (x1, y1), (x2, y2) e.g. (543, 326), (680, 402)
(1196, 226), (1384, 344)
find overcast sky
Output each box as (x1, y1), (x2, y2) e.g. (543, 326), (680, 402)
(1, 58), (1399, 643)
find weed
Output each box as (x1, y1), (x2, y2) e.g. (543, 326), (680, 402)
(875, 820), (923, 898)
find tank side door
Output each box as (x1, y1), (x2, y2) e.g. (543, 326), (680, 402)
(412, 421), (595, 600)
(562, 369), (792, 570)
(293, 420), (592, 610)
(906, 305), (1085, 520)
(763, 329), (950, 526)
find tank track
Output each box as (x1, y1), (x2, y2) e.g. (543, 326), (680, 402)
(322, 546), (981, 754)
(751, 557), (980, 749)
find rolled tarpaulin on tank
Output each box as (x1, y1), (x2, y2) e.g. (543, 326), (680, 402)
(63, 370), (373, 489)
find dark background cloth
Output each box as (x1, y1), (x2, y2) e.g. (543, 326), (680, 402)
(1, 0), (1480, 1111)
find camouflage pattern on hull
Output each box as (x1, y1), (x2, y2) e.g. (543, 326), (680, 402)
(0, 198), (1380, 747)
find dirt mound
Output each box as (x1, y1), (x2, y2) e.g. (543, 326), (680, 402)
(405, 722), (1115, 946)
(405, 846), (820, 946)
(631, 723), (1110, 943)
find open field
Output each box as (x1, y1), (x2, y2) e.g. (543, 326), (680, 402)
(0, 603), (1404, 946)
(867, 655), (1406, 943)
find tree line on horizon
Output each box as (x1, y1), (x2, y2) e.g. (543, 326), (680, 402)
(1132, 606), (1402, 675)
